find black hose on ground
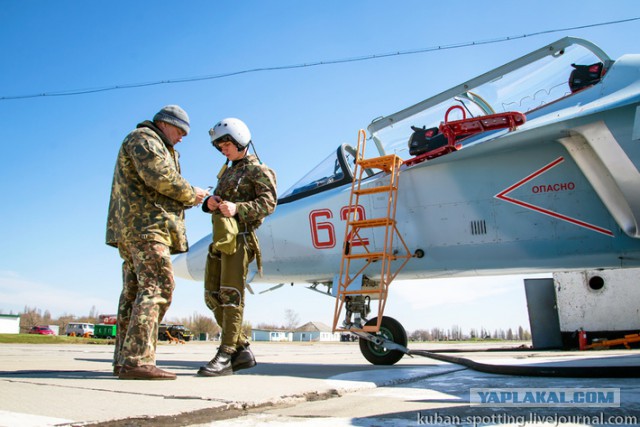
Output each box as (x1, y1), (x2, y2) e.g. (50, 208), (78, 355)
(408, 349), (640, 378)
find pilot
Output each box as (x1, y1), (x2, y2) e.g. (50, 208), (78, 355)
(198, 118), (277, 377)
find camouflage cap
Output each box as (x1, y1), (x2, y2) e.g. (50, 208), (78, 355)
(154, 105), (190, 135)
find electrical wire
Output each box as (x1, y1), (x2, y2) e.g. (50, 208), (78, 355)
(2, 17), (639, 101)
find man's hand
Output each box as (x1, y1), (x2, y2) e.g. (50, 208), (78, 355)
(206, 195), (222, 211)
(219, 201), (237, 217)
(194, 187), (209, 205)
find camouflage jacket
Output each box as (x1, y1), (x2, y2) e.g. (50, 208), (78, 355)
(106, 121), (198, 254)
(204, 154), (277, 230)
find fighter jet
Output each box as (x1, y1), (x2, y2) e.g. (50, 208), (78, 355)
(174, 37), (640, 364)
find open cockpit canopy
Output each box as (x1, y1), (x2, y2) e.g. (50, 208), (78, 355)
(278, 38), (613, 203)
(368, 37), (613, 161)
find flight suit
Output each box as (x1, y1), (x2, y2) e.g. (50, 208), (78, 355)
(203, 154), (277, 353)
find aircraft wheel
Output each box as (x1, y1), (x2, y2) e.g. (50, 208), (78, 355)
(359, 316), (407, 365)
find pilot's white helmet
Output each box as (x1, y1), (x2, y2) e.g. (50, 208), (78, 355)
(208, 118), (252, 151)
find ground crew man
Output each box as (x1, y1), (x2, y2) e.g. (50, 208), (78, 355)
(198, 117), (277, 377)
(106, 105), (208, 380)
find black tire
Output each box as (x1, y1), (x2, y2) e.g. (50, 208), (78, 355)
(358, 316), (407, 365)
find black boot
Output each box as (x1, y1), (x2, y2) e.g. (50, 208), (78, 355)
(197, 348), (233, 377)
(231, 345), (257, 372)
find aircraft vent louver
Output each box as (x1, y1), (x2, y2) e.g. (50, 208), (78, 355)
(470, 220), (487, 235)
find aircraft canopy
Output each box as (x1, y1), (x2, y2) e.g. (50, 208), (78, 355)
(368, 37), (613, 160)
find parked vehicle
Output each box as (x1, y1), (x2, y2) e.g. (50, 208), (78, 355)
(65, 322), (94, 337)
(29, 326), (55, 335)
(98, 314), (117, 324)
(158, 324), (193, 341)
(94, 323), (116, 339)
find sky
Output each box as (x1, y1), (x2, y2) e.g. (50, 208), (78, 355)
(1, 1), (639, 334)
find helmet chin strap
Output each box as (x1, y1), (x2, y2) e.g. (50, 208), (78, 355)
(249, 141), (262, 164)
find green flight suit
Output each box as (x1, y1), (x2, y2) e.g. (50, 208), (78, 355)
(203, 154), (277, 352)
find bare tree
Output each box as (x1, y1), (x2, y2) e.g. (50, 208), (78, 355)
(409, 329), (430, 341)
(284, 309), (300, 330)
(449, 324), (463, 341)
(256, 322), (283, 330)
(20, 306), (43, 333)
(55, 314), (76, 336)
(190, 312), (220, 338)
(506, 328), (514, 340)
(88, 306), (99, 323)
(164, 312), (221, 339)
(431, 327), (445, 341)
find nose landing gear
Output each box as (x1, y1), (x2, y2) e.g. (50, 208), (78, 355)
(351, 316), (408, 365)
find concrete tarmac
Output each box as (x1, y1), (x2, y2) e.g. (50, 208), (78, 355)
(0, 341), (639, 426)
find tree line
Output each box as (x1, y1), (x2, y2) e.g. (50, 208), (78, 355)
(7, 306), (301, 339)
(7, 306), (530, 341)
(11, 306), (223, 338)
(409, 325), (531, 341)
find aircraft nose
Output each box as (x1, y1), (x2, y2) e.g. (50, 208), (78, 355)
(172, 253), (192, 280)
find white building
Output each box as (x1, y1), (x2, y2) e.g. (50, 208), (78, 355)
(292, 321), (341, 342)
(251, 328), (292, 342)
(0, 314), (20, 334)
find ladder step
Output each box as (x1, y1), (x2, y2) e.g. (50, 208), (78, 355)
(344, 252), (398, 260)
(350, 218), (395, 228)
(338, 289), (383, 296)
(358, 155), (403, 172)
(354, 185), (394, 195)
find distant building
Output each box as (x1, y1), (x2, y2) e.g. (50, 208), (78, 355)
(292, 321), (341, 342)
(251, 328), (292, 342)
(0, 314), (20, 334)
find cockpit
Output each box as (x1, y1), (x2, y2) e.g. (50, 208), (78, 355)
(278, 144), (367, 204)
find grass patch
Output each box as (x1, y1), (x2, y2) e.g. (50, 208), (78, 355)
(0, 334), (114, 345)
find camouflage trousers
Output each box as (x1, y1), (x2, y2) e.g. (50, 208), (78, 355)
(204, 233), (255, 352)
(114, 240), (174, 367)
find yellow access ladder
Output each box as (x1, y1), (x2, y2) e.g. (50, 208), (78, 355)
(332, 129), (412, 333)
